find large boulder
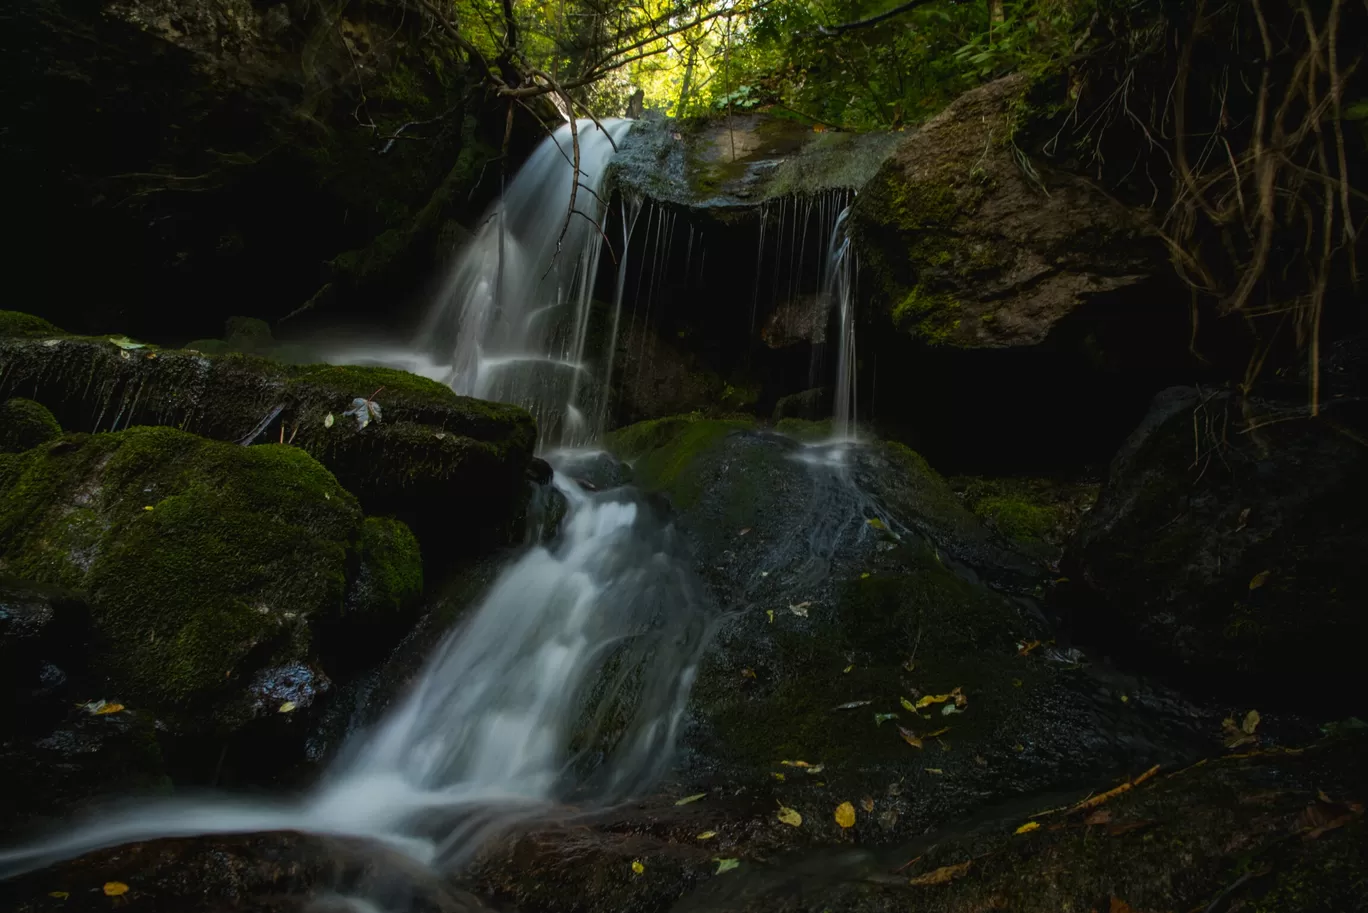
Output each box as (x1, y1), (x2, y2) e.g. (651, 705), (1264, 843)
(0, 319), (536, 551)
(0, 399), (62, 454)
(1063, 386), (1368, 711)
(850, 73), (1157, 349)
(0, 426), (423, 790)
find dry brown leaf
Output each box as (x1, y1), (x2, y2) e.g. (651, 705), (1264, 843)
(1070, 765), (1160, 814)
(898, 725), (923, 749)
(908, 860), (971, 886)
(1249, 570), (1272, 590)
(1084, 809), (1113, 826)
(861, 797), (875, 812)
(1017, 640), (1041, 656)
(835, 802), (856, 828)
(93, 703), (125, 716)
(741, 668), (757, 679)
(1109, 898), (1136, 913)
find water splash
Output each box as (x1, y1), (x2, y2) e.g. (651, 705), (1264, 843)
(0, 468), (713, 878)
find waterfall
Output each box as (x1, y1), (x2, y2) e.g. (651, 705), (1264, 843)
(0, 467), (713, 878)
(827, 204), (858, 441)
(327, 119), (635, 448)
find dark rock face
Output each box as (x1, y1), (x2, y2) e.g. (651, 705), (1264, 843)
(1064, 386), (1368, 712)
(0, 399), (62, 454)
(0, 0), (539, 342)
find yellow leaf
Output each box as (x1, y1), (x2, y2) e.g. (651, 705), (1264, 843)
(1249, 570), (1272, 590)
(631, 860), (645, 875)
(675, 793), (706, 806)
(324, 413), (335, 428)
(843, 665), (854, 673)
(1242, 709), (1261, 735)
(781, 760), (815, 768)
(696, 831), (717, 840)
(49, 892), (70, 899)
(766, 610), (775, 623)
(103, 882), (129, 897)
(93, 703), (125, 715)
(925, 727), (950, 738)
(1015, 821), (1040, 834)
(861, 797), (875, 812)
(925, 767), (944, 774)
(741, 668), (757, 679)
(777, 805), (803, 827)
(715, 858), (740, 874)
(914, 687), (963, 710)
(908, 860), (971, 886)
(1120, 694), (1129, 703)
(278, 701), (297, 713)
(143, 506), (154, 512)
(866, 517), (886, 530)
(813, 123), (827, 133)
(898, 725), (923, 749)
(900, 697), (916, 712)
(860, 572), (870, 579)
(835, 801), (856, 828)
(1017, 640), (1041, 656)
(771, 772), (785, 781)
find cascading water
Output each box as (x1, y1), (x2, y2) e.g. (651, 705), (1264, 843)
(826, 204), (858, 441)
(329, 118), (634, 448)
(0, 466), (713, 878)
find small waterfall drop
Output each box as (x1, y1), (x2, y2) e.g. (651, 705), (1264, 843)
(827, 204), (858, 441)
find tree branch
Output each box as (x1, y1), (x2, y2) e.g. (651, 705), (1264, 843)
(816, 0), (942, 36)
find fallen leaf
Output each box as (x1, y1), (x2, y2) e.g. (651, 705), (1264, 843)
(941, 704), (963, 716)
(879, 807), (900, 829)
(1084, 809), (1113, 826)
(874, 712), (898, 726)
(835, 801), (856, 828)
(278, 701), (297, 714)
(1013, 743), (1025, 752)
(833, 699), (870, 710)
(771, 772), (785, 781)
(915, 687), (964, 710)
(715, 858), (740, 874)
(781, 760), (817, 768)
(738, 528), (752, 536)
(631, 860), (645, 875)
(103, 882), (129, 897)
(898, 725), (923, 749)
(1237, 507), (1251, 528)
(741, 668), (757, 679)
(789, 602), (811, 617)
(925, 727), (951, 739)
(766, 609), (774, 623)
(143, 505), (154, 512)
(925, 767), (944, 774)
(324, 413), (335, 429)
(1069, 765), (1160, 813)
(108, 336), (146, 350)
(1249, 570), (1272, 590)
(777, 805), (803, 827)
(1109, 898), (1136, 913)
(1120, 694), (1130, 703)
(908, 860), (971, 886)
(48, 892), (69, 899)
(900, 697), (916, 713)
(696, 831), (717, 840)
(1017, 640), (1041, 656)
(867, 517), (886, 530)
(861, 797), (875, 812)
(675, 793), (706, 806)
(974, 755), (988, 767)
(1223, 714), (1259, 748)
(843, 665), (854, 674)
(92, 702), (125, 716)
(1015, 821), (1040, 834)
(1242, 709), (1261, 735)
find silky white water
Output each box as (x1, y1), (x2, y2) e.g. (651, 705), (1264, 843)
(0, 468), (712, 877)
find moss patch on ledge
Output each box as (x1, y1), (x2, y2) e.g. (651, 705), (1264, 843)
(606, 414), (759, 508)
(0, 426), (362, 719)
(0, 310), (68, 338)
(0, 399), (62, 453)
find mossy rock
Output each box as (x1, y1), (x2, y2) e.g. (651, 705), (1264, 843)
(0, 426), (373, 731)
(0, 310), (67, 339)
(1065, 387), (1368, 713)
(0, 329), (537, 551)
(0, 398), (62, 453)
(850, 75), (1156, 349)
(949, 474), (1099, 558)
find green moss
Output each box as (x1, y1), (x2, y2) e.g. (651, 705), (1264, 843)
(288, 363), (461, 410)
(0, 398), (62, 453)
(976, 496), (1054, 542)
(183, 338), (232, 354)
(0, 426), (363, 714)
(951, 475), (1099, 551)
(352, 516), (424, 615)
(892, 284), (962, 344)
(0, 310), (67, 338)
(606, 414), (758, 508)
(773, 418), (833, 441)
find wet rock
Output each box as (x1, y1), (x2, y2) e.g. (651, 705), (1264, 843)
(1063, 386), (1368, 712)
(0, 327), (536, 552)
(0, 425), (424, 783)
(0, 578), (90, 728)
(0, 832), (487, 913)
(772, 387), (831, 422)
(850, 74), (1160, 350)
(0, 399), (62, 454)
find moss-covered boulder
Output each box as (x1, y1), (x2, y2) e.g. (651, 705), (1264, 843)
(850, 74), (1158, 348)
(949, 474), (1099, 562)
(0, 426), (422, 739)
(0, 399), (62, 453)
(1064, 387), (1368, 712)
(0, 328), (536, 550)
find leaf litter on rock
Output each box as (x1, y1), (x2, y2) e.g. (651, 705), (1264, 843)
(908, 860), (971, 886)
(834, 802), (856, 828)
(675, 793), (706, 806)
(777, 804), (802, 827)
(714, 858), (740, 874)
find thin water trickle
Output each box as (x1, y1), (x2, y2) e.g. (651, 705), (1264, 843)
(827, 203), (858, 442)
(0, 467), (713, 879)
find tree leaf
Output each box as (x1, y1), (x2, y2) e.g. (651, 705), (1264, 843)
(777, 805), (803, 826)
(861, 796), (875, 812)
(278, 701), (297, 713)
(631, 860), (645, 875)
(696, 831), (717, 840)
(1249, 570), (1272, 590)
(675, 793), (706, 806)
(715, 858), (740, 874)
(835, 801), (856, 828)
(324, 413), (335, 428)
(789, 602), (811, 617)
(48, 892), (69, 899)
(898, 725), (923, 749)
(1241, 709), (1261, 735)
(874, 712), (898, 726)
(103, 882), (129, 897)
(1015, 821), (1040, 834)
(908, 860), (971, 886)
